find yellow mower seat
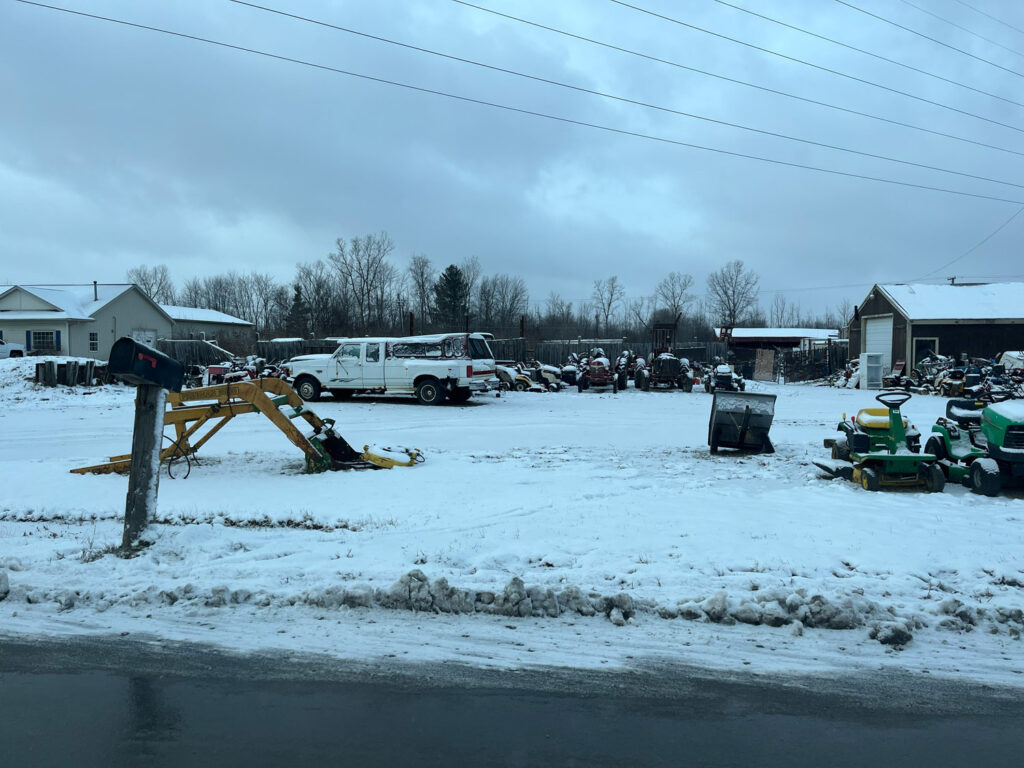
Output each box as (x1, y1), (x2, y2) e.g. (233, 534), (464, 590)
(855, 408), (908, 430)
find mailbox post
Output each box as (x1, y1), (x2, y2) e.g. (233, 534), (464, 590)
(107, 337), (184, 549)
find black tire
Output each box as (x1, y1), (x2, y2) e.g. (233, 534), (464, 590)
(860, 467), (880, 492)
(449, 387), (472, 403)
(617, 371), (628, 391)
(682, 378), (694, 393)
(10, 351), (23, 358)
(295, 377), (321, 402)
(415, 378), (447, 405)
(923, 463), (946, 493)
(831, 436), (850, 462)
(331, 389), (354, 401)
(970, 458), (1001, 497)
(577, 381), (584, 393)
(925, 435), (946, 461)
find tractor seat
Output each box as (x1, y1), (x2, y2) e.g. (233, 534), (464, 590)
(855, 408), (908, 430)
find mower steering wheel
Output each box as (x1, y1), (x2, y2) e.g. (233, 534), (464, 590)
(875, 389), (912, 409)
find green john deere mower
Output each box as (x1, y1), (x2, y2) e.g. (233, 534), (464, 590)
(927, 396), (1024, 496)
(818, 390), (945, 492)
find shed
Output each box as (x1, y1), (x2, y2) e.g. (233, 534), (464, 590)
(848, 282), (1024, 373)
(161, 304), (257, 352)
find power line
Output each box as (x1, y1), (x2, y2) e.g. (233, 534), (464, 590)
(951, 0), (1024, 39)
(712, 0), (1024, 107)
(228, 0), (1024, 193)
(16, 1), (1024, 206)
(835, 0), (1024, 79)
(894, 0), (1024, 60)
(911, 204), (1024, 280)
(453, 0), (1024, 160)
(607, 0), (1024, 135)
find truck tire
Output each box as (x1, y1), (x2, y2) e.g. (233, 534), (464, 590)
(295, 377), (321, 402)
(448, 386), (472, 403)
(970, 458), (1001, 497)
(416, 378), (447, 405)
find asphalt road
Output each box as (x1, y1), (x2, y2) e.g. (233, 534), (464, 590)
(2, 636), (1023, 767)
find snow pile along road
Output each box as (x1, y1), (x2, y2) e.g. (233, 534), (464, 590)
(0, 357), (1022, 684)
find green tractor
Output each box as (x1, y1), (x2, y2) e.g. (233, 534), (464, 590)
(927, 397), (1024, 496)
(819, 390), (945, 492)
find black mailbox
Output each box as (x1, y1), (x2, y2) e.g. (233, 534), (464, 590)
(108, 337), (184, 392)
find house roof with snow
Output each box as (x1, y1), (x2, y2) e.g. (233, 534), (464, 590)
(874, 282), (1024, 322)
(0, 283), (172, 322)
(161, 304), (254, 326)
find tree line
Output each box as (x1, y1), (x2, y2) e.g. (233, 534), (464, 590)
(128, 231), (851, 342)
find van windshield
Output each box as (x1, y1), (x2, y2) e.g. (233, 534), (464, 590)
(469, 338), (493, 360)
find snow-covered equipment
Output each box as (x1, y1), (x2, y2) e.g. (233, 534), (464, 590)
(928, 396), (1024, 496)
(708, 391), (777, 454)
(817, 390), (944, 492)
(704, 363), (745, 394)
(577, 349), (618, 393)
(495, 364), (534, 392)
(522, 361), (562, 391)
(72, 377), (423, 475)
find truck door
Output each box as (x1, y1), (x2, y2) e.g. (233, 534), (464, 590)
(332, 342), (362, 385)
(362, 342), (385, 389)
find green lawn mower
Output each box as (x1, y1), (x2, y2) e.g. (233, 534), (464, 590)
(927, 397), (1024, 496)
(818, 390), (945, 492)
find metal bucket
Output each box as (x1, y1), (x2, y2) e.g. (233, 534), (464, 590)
(708, 391), (778, 453)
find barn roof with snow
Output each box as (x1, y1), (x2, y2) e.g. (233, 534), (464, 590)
(874, 282), (1024, 322)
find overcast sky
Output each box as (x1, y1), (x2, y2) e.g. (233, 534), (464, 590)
(3, 0), (1023, 318)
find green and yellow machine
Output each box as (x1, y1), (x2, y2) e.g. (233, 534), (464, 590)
(818, 390), (944, 492)
(927, 397), (1024, 496)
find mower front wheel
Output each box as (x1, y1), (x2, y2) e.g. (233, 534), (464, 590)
(970, 458), (1001, 497)
(831, 436), (850, 462)
(922, 463), (946, 493)
(860, 467), (880, 492)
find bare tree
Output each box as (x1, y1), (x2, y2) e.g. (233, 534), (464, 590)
(296, 260), (343, 336)
(329, 231), (395, 333)
(460, 256), (482, 314)
(127, 264), (176, 304)
(408, 253), (435, 332)
(655, 271), (694, 317)
(769, 293), (787, 327)
(706, 260), (759, 328)
(591, 276), (625, 334)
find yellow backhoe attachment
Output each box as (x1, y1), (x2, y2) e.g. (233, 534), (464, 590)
(71, 378), (423, 475)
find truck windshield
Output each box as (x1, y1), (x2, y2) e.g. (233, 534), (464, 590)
(469, 338), (493, 360)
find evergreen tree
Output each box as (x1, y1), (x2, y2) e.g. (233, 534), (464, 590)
(284, 284), (309, 337)
(432, 264), (470, 329)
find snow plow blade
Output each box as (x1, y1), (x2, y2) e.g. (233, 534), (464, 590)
(71, 378), (423, 475)
(812, 460), (854, 480)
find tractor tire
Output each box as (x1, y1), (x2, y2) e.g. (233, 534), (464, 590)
(923, 463), (946, 493)
(860, 467), (880, 492)
(831, 436), (850, 462)
(617, 371), (628, 391)
(970, 458), (1001, 497)
(415, 378), (447, 405)
(295, 377), (321, 402)
(577, 381), (584, 393)
(925, 435), (946, 461)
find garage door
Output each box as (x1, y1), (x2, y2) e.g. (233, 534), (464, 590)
(864, 316), (893, 373)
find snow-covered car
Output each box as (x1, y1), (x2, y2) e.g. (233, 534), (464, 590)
(0, 338), (26, 359)
(284, 332), (496, 404)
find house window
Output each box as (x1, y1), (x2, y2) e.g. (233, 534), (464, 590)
(89, 332), (99, 352)
(32, 331), (57, 351)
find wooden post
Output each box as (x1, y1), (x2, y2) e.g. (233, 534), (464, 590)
(519, 314), (526, 338)
(43, 360), (57, 387)
(408, 311), (415, 336)
(122, 385), (167, 549)
(464, 314), (470, 334)
(64, 360), (79, 386)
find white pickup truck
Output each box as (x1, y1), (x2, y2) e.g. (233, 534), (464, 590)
(284, 332), (497, 404)
(0, 338), (26, 359)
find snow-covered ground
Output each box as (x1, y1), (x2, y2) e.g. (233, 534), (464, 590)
(1, 357), (1022, 687)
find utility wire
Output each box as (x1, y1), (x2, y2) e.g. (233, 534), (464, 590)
(894, 0), (1024, 60)
(14, 1), (1024, 207)
(951, 0), (1024, 39)
(912, 204), (1024, 280)
(228, 0), (1024, 193)
(607, 0), (1024, 135)
(453, 0), (1024, 160)
(712, 0), (1024, 106)
(835, 0), (1024, 79)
